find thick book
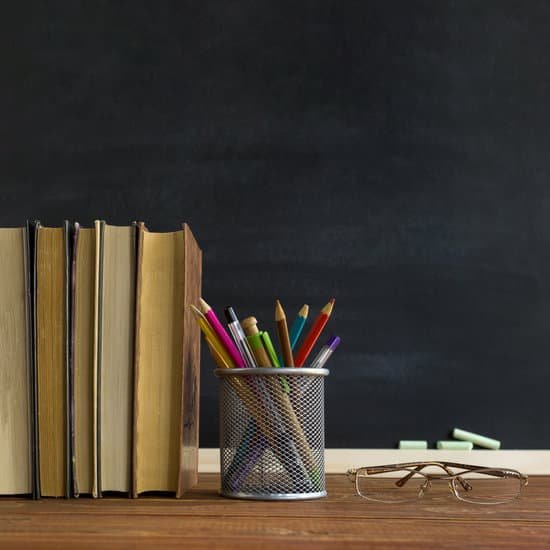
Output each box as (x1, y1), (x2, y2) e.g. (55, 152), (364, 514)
(35, 222), (71, 498)
(70, 221), (137, 497)
(132, 223), (201, 498)
(95, 221), (136, 495)
(71, 223), (96, 497)
(0, 227), (33, 495)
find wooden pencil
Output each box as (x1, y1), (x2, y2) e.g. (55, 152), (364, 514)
(294, 298), (335, 367)
(289, 304), (309, 350)
(275, 300), (294, 367)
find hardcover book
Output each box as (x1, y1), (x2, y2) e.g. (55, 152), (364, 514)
(35, 222), (71, 498)
(0, 227), (32, 495)
(95, 221), (137, 495)
(132, 223), (201, 497)
(71, 223), (96, 496)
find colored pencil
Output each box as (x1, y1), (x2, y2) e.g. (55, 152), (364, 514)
(275, 299), (294, 367)
(239, 318), (317, 478)
(199, 298), (245, 368)
(289, 304), (309, 350)
(294, 299), (335, 367)
(242, 316), (291, 393)
(261, 331), (281, 368)
(190, 305), (236, 368)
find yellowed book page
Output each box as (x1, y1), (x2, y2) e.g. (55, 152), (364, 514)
(135, 231), (183, 494)
(74, 228), (95, 494)
(0, 228), (31, 494)
(100, 225), (135, 493)
(92, 220), (102, 497)
(37, 227), (66, 497)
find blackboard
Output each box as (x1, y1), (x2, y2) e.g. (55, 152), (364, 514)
(2, 1), (549, 448)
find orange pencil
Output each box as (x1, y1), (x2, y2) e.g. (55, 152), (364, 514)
(294, 299), (335, 367)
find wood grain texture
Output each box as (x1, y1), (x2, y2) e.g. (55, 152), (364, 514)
(0, 475), (549, 548)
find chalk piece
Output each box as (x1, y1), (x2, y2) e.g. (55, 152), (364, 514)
(453, 428), (501, 450)
(398, 440), (428, 450)
(437, 440), (473, 450)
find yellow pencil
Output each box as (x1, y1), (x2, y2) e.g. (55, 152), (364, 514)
(190, 305), (235, 368)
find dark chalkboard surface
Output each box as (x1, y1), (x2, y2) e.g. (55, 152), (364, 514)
(2, 2), (549, 448)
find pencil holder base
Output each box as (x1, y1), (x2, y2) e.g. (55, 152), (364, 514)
(216, 367), (329, 501)
(220, 490), (327, 501)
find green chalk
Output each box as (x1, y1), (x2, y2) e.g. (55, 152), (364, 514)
(437, 440), (473, 450)
(453, 428), (501, 450)
(398, 440), (428, 450)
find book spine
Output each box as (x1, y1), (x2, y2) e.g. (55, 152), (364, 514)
(26, 220), (41, 499)
(64, 220), (72, 499)
(69, 223), (79, 497)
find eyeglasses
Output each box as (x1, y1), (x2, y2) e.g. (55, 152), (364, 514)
(347, 461), (528, 505)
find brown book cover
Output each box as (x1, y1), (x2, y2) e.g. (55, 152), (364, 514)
(35, 222), (71, 498)
(132, 223), (201, 497)
(177, 224), (202, 497)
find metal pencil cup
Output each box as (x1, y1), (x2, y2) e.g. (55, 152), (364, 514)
(215, 367), (329, 500)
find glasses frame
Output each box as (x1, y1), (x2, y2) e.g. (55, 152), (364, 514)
(347, 461), (528, 505)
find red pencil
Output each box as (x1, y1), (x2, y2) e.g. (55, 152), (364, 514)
(294, 299), (335, 367)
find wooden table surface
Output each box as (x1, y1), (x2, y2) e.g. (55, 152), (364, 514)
(1, 474), (550, 549)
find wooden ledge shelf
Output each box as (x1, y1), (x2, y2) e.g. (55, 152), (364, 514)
(1, 474), (550, 548)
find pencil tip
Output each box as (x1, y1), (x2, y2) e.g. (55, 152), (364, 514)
(275, 300), (285, 320)
(322, 298), (336, 315)
(199, 297), (209, 311)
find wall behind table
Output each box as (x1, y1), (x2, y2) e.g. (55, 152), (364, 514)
(2, 1), (550, 448)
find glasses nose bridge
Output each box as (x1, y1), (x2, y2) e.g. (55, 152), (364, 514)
(422, 474), (457, 496)
(418, 479), (431, 496)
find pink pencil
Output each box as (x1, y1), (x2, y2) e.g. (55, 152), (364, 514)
(199, 298), (245, 368)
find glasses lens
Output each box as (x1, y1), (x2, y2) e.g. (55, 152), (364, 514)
(453, 470), (522, 504)
(356, 468), (426, 503)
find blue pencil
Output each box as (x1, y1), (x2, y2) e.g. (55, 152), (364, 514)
(289, 304), (309, 350)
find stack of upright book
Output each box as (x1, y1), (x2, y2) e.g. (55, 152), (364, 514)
(0, 221), (202, 498)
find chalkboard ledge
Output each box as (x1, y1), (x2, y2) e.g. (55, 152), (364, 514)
(199, 449), (550, 476)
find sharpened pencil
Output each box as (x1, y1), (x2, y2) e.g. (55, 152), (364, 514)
(289, 304), (309, 350)
(275, 300), (294, 367)
(294, 299), (335, 367)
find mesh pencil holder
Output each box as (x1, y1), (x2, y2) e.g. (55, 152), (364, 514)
(215, 367), (329, 500)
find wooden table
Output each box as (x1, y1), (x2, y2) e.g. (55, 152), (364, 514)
(1, 474), (550, 548)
